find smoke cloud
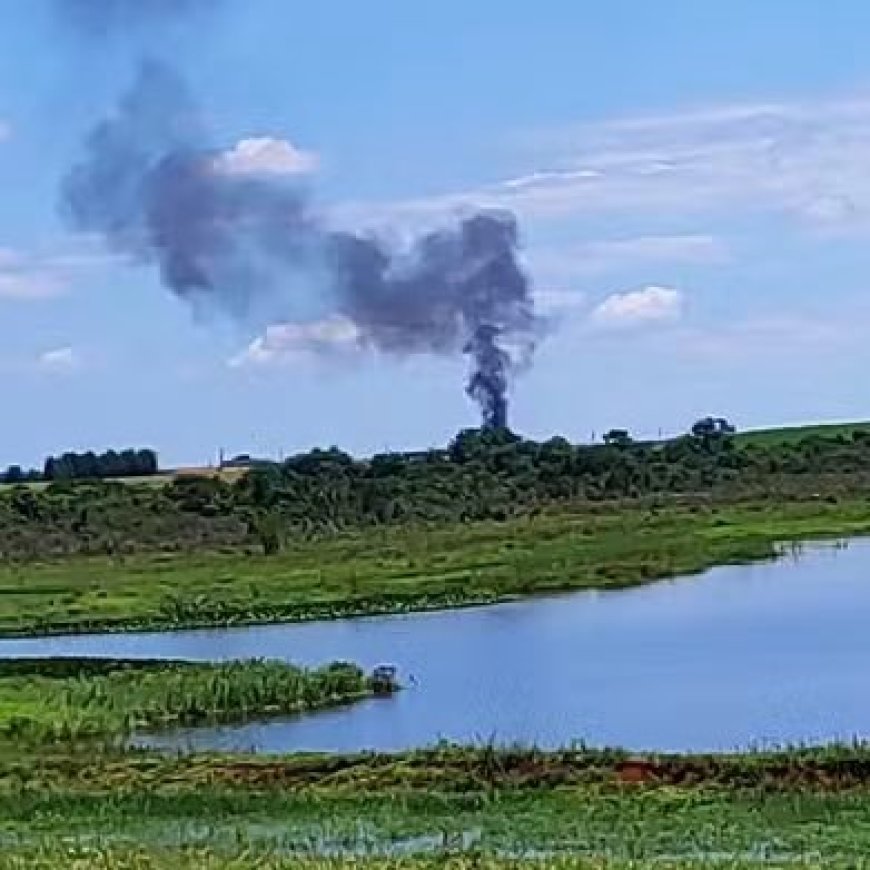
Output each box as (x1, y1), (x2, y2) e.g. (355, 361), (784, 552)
(62, 62), (318, 321)
(61, 60), (537, 428)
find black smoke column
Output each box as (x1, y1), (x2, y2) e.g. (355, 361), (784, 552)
(465, 325), (509, 429)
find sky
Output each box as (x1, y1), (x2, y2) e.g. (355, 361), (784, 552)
(4, 0), (870, 467)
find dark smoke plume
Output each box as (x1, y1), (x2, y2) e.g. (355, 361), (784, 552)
(61, 61), (536, 428)
(63, 62), (317, 321)
(329, 212), (535, 428)
(465, 326), (509, 430)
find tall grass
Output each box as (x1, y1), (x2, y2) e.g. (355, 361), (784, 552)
(4, 497), (870, 638)
(5, 744), (870, 863)
(0, 658), (384, 742)
(0, 846), (866, 869)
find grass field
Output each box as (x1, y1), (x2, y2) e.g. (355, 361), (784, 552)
(1, 497), (870, 637)
(0, 466), (248, 492)
(5, 744), (870, 865)
(0, 854), (850, 869)
(734, 420), (870, 446)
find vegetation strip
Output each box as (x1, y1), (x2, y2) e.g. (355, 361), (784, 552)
(6, 746), (870, 865)
(4, 853), (860, 869)
(0, 657), (390, 742)
(1, 498), (869, 637)
(11, 743), (870, 794)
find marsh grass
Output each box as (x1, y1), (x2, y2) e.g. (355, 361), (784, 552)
(0, 658), (379, 742)
(3, 498), (870, 637)
(2, 850), (861, 869)
(5, 745), (870, 864)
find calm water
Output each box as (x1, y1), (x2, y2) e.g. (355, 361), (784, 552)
(2, 539), (870, 753)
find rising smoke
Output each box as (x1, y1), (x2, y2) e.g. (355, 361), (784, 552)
(58, 7), (537, 429)
(62, 62), (319, 322)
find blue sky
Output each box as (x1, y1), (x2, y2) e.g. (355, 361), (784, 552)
(4, 0), (870, 467)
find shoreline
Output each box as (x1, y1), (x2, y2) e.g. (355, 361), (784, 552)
(0, 502), (868, 640)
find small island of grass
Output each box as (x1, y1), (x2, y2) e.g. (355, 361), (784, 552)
(0, 657), (394, 743)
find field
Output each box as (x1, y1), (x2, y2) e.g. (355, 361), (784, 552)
(0, 466), (247, 492)
(734, 420), (870, 447)
(5, 744), (870, 866)
(2, 856), (855, 869)
(1, 497), (870, 637)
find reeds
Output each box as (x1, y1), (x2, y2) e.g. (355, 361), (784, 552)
(0, 845), (867, 869)
(0, 658), (381, 742)
(4, 744), (870, 865)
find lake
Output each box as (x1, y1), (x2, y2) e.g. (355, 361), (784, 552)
(0, 538), (868, 753)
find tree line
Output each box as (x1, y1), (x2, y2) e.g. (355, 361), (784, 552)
(1, 449), (158, 484)
(2, 421), (870, 561)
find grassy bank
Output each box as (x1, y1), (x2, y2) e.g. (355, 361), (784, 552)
(735, 420), (870, 447)
(1, 854), (850, 870)
(0, 658), (383, 742)
(1, 498), (870, 637)
(12, 743), (870, 795)
(6, 745), (870, 864)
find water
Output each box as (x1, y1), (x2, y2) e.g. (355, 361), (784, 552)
(1, 539), (869, 753)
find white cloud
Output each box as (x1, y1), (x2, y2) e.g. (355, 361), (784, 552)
(338, 95), (870, 234)
(46, 250), (126, 270)
(0, 249), (65, 300)
(590, 285), (683, 328)
(529, 234), (727, 282)
(0, 239), (121, 302)
(213, 137), (319, 177)
(0, 121), (10, 143)
(534, 288), (587, 314)
(37, 346), (79, 373)
(230, 316), (361, 368)
(671, 314), (853, 361)
(0, 274), (61, 300)
(582, 234), (725, 265)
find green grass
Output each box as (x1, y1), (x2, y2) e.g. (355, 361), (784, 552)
(0, 658), (382, 742)
(735, 420), (870, 447)
(7, 745), (870, 865)
(0, 853), (853, 869)
(13, 742), (870, 795)
(1, 497), (870, 637)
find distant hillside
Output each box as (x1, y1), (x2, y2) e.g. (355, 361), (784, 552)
(735, 421), (870, 447)
(2, 423), (870, 562)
